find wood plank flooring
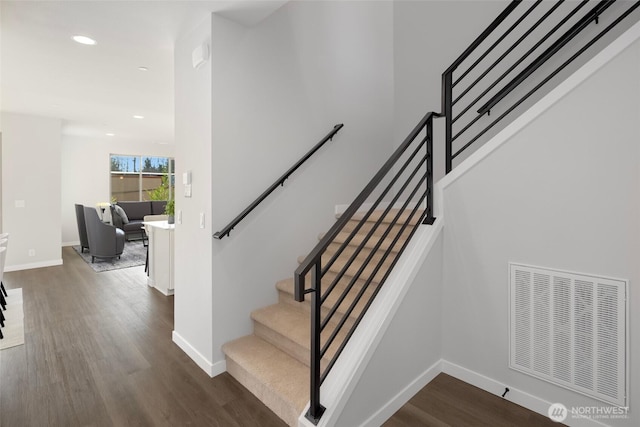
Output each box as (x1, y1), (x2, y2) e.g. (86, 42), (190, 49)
(1, 247), (559, 426)
(384, 373), (561, 427)
(0, 247), (286, 427)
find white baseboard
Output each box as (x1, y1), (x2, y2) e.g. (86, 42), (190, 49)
(62, 241), (80, 247)
(4, 258), (63, 272)
(441, 361), (609, 427)
(172, 330), (225, 377)
(360, 359), (443, 427)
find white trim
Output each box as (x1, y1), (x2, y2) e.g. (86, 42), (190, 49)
(438, 19), (640, 195)
(359, 359), (442, 427)
(441, 361), (609, 427)
(62, 240), (80, 247)
(4, 259), (63, 272)
(309, 219), (444, 427)
(172, 330), (225, 377)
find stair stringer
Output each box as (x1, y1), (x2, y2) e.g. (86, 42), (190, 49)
(298, 217), (444, 427)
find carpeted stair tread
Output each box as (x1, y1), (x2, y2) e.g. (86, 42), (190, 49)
(337, 208), (424, 225)
(251, 303), (347, 367)
(297, 248), (398, 284)
(321, 227), (413, 252)
(222, 335), (308, 426)
(325, 237), (405, 262)
(341, 219), (411, 238)
(276, 277), (374, 330)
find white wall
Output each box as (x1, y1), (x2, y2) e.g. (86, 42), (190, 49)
(441, 38), (640, 426)
(1, 112), (62, 270)
(333, 231), (443, 427)
(173, 13), (215, 373)
(207, 0), (395, 370)
(61, 135), (174, 245)
(393, 0), (506, 181)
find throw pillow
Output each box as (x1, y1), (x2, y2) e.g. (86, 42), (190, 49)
(114, 204), (130, 224)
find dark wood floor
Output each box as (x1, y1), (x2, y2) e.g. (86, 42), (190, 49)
(384, 373), (561, 427)
(1, 247), (559, 427)
(0, 247), (286, 427)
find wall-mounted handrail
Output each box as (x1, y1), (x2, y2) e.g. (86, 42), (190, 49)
(213, 124), (343, 239)
(477, 0), (613, 115)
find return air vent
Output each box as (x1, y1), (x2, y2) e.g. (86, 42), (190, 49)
(509, 263), (627, 406)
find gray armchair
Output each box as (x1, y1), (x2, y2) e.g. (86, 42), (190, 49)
(83, 206), (125, 263)
(75, 204), (90, 253)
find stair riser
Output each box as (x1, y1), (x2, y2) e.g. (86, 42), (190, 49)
(325, 252), (398, 283)
(341, 219), (418, 238)
(278, 290), (358, 331)
(299, 248), (399, 284)
(323, 227), (414, 253)
(326, 241), (401, 262)
(254, 321), (309, 367)
(253, 320), (335, 372)
(226, 358), (301, 427)
(341, 208), (424, 226)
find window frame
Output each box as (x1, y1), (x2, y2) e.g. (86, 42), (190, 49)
(110, 154), (175, 202)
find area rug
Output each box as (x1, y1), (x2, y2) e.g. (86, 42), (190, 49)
(0, 288), (24, 350)
(73, 240), (146, 273)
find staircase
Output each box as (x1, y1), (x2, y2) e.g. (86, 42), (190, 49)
(222, 209), (421, 426)
(218, 3), (640, 425)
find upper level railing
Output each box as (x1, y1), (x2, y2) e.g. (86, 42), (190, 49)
(297, 0), (640, 423)
(213, 124), (343, 239)
(444, 0), (640, 173)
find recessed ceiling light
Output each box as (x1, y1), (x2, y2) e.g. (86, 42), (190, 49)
(133, 115), (144, 119)
(106, 133), (115, 137)
(138, 66), (149, 71)
(72, 35), (97, 45)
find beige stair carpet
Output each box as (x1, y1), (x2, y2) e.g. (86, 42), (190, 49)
(223, 209), (421, 426)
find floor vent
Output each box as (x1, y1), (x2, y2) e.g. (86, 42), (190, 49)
(509, 263), (627, 406)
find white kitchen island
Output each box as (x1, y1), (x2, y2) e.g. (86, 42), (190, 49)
(144, 220), (174, 296)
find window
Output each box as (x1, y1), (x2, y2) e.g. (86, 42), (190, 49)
(110, 155), (175, 202)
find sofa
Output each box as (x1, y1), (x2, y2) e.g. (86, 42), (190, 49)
(111, 201), (167, 240)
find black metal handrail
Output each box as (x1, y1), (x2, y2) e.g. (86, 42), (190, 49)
(295, 111), (437, 423)
(213, 124), (343, 239)
(444, 0), (640, 173)
(477, 0), (613, 115)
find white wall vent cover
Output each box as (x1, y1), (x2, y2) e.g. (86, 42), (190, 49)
(509, 263), (627, 406)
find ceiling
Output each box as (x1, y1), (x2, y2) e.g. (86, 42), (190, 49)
(0, 0), (287, 145)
